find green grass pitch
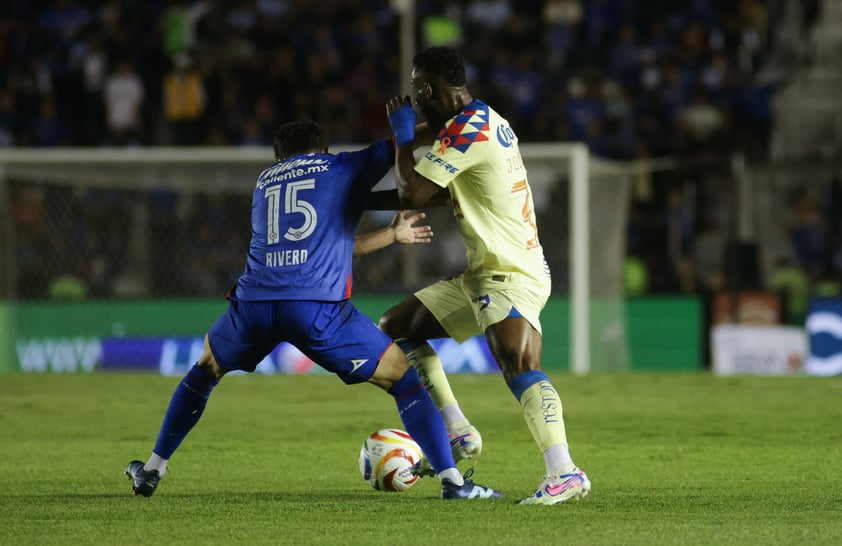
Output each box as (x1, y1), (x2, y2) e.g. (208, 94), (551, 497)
(1, 372), (840, 545)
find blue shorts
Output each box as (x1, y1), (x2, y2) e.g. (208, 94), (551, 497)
(207, 299), (392, 384)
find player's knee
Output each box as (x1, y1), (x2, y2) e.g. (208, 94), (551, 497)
(378, 310), (401, 338)
(368, 344), (410, 391)
(197, 344), (226, 381)
(493, 344), (541, 383)
(197, 358), (225, 380)
(367, 364), (406, 392)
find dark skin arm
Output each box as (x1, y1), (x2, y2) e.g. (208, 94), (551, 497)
(387, 96), (450, 209)
(365, 122), (442, 211)
(413, 121), (438, 148)
(366, 189), (402, 210)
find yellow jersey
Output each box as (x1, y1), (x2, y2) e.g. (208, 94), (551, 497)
(414, 99), (551, 295)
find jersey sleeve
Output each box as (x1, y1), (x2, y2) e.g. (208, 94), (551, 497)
(340, 139), (396, 190)
(414, 111), (490, 188)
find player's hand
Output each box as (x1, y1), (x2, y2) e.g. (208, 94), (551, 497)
(391, 211), (432, 245)
(386, 95), (412, 117)
(387, 96), (416, 146)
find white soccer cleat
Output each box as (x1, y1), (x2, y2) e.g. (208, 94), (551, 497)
(412, 425), (483, 477)
(449, 425), (483, 462)
(519, 468), (591, 505)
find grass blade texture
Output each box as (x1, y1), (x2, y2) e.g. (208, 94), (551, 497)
(1, 373), (840, 545)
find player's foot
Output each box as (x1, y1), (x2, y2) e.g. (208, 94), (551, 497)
(125, 460), (161, 497)
(412, 425), (482, 477)
(518, 468), (591, 505)
(441, 478), (503, 500)
(450, 424), (483, 461)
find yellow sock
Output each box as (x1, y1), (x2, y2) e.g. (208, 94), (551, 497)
(519, 380), (569, 453)
(401, 341), (458, 411)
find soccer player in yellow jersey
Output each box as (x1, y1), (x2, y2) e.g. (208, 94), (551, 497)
(382, 46), (590, 505)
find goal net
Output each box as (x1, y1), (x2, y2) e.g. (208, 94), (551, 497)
(0, 144), (632, 374)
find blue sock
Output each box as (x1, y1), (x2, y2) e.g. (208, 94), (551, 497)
(153, 364), (218, 459)
(388, 367), (455, 474)
(509, 370), (549, 401)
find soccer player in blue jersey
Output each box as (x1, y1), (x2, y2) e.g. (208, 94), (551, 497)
(381, 46), (591, 505)
(125, 120), (502, 501)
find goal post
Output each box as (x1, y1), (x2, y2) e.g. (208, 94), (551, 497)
(0, 143), (630, 375)
(571, 145), (590, 375)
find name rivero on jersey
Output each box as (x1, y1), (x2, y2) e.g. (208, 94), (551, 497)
(265, 248), (308, 267)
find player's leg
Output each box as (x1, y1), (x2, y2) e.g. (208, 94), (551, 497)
(486, 317), (575, 467)
(306, 300), (501, 499)
(379, 295), (456, 412)
(368, 345), (501, 499)
(125, 334), (224, 497)
(126, 300), (276, 497)
(483, 301), (590, 505)
(380, 282), (483, 462)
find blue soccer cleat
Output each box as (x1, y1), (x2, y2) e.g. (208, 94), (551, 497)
(441, 478), (503, 500)
(125, 460), (161, 497)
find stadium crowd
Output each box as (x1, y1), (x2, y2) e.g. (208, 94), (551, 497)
(2, 0), (829, 304)
(0, 0), (794, 156)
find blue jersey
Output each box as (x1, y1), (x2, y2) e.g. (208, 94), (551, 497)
(232, 140), (395, 301)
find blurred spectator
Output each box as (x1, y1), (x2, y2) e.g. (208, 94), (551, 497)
(236, 117), (270, 146)
(785, 187), (827, 282)
(162, 53), (207, 145)
(0, 91), (20, 147)
(609, 24), (643, 85)
(665, 185), (696, 293)
(47, 266), (88, 300)
(542, 0), (583, 69)
(691, 217), (727, 293)
(0, 0), (797, 156)
(566, 77), (603, 142)
(1, 0), (822, 300)
(39, 0), (92, 43)
(624, 253), (649, 296)
(420, 5), (463, 48)
(733, 81), (775, 159)
(161, 0), (211, 59)
(465, 0), (512, 30)
(31, 97), (67, 146)
(826, 176), (842, 284)
(71, 33), (108, 145)
(103, 60), (144, 146)
(12, 55), (54, 138)
(768, 255), (809, 325)
(677, 89), (726, 145)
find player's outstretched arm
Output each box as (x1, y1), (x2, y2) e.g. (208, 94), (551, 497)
(353, 211), (433, 257)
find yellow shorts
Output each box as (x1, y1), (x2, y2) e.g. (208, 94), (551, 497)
(414, 274), (549, 343)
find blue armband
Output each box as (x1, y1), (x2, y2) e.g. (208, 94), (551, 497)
(388, 103), (417, 146)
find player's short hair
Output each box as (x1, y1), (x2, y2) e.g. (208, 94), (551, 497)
(273, 121), (329, 160)
(413, 46), (466, 87)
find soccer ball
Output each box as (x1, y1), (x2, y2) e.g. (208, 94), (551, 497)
(358, 428), (423, 492)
